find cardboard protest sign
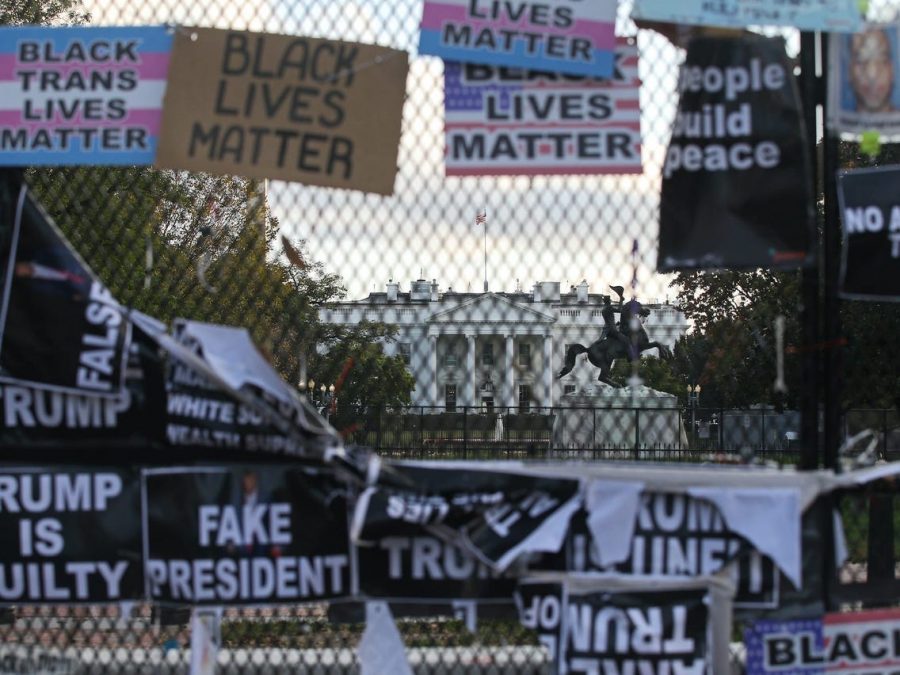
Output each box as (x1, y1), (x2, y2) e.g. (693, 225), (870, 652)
(0, 174), (131, 397)
(0, 26), (171, 165)
(0, 467), (142, 603)
(143, 465), (351, 605)
(658, 35), (814, 271)
(419, 0), (617, 78)
(443, 39), (641, 176)
(156, 28), (408, 195)
(829, 25), (900, 136)
(632, 0), (861, 33)
(837, 165), (900, 301)
(744, 617), (824, 674)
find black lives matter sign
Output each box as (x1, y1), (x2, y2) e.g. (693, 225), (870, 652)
(0, 468), (141, 602)
(658, 35), (813, 271)
(144, 465), (351, 605)
(156, 28), (408, 195)
(837, 165), (900, 301)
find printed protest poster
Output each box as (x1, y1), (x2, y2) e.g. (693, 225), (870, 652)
(419, 0), (617, 78)
(829, 25), (900, 135)
(0, 176), (131, 397)
(156, 28), (408, 195)
(0, 467), (142, 603)
(443, 39), (641, 176)
(657, 35), (814, 271)
(836, 165), (900, 301)
(143, 465), (351, 605)
(823, 608), (900, 674)
(631, 0), (861, 33)
(555, 497), (781, 610)
(357, 534), (517, 601)
(516, 578), (713, 674)
(0, 26), (171, 165)
(744, 618), (824, 674)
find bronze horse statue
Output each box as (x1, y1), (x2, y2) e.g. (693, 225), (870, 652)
(557, 307), (673, 387)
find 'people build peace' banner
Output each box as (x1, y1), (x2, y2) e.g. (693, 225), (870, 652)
(658, 35), (814, 271)
(0, 26), (171, 165)
(443, 39), (641, 176)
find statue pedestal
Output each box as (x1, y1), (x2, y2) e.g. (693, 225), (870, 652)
(552, 383), (686, 450)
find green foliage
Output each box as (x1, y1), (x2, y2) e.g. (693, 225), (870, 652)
(0, 0), (88, 25)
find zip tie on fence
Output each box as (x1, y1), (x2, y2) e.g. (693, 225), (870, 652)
(774, 315), (787, 394)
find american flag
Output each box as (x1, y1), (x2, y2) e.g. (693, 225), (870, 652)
(474, 210), (487, 226)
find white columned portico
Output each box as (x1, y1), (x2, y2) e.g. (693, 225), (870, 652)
(466, 334), (476, 407)
(504, 334), (515, 410)
(542, 333), (553, 409)
(430, 335), (438, 407)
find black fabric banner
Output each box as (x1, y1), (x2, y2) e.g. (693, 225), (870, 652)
(0, 467), (142, 603)
(837, 165), (900, 301)
(355, 462), (581, 570)
(0, 173), (131, 396)
(144, 464), (351, 605)
(657, 35), (814, 271)
(516, 581), (710, 675)
(356, 534), (517, 602)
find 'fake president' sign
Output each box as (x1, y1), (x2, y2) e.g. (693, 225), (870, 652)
(0, 25), (171, 165)
(156, 28), (408, 195)
(419, 0), (617, 78)
(444, 39), (641, 176)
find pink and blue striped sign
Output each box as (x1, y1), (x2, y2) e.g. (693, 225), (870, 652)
(419, 0), (618, 78)
(0, 25), (171, 166)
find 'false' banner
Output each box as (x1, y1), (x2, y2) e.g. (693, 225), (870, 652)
(657, 35), (814, 271)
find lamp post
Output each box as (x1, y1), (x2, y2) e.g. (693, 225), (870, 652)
(306, 379), (336, 420)
(686, 384), (701, 449)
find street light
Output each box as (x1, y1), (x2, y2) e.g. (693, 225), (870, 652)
(686, 384), (701, 448)
(306, 378), (316, 402)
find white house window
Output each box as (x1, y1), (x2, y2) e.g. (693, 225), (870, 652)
(518, 343), (531, 368)
(564, 384), (576, 396)
(398, 342), (411, 365)
(445, 384), (457, 412)
(518, 384), (531, 412)
(482, 342), (494, 366)
(444, 348), (458, 367)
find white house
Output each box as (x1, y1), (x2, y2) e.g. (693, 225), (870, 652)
(319, 279), (689, 411)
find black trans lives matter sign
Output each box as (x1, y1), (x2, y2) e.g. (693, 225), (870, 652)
(837, 165), (900, 301)
(144, 465), (351, 605)
(658, 35), (814, 271)
(0, 467), (142, 603)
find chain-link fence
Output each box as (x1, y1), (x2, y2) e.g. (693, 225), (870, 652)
(1, 0), (899, 671)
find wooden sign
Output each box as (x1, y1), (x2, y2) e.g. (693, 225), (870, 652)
(156, 28), (408, 195)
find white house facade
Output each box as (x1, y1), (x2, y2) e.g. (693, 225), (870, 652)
(319, 279), (689, 411)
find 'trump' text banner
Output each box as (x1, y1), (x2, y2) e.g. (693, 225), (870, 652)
(143, 465), (351, 605)
(444, 39), (641, 176)
(0, 26), (171, 165)
(419, 0), (617, 78)
(0, 467), (142, 603)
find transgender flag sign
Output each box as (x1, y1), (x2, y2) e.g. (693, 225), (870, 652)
(419, 0), (617, 78)
(0, 25), (172, 166)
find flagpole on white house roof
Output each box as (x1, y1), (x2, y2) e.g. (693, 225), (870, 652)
(475, 209), (488, 293)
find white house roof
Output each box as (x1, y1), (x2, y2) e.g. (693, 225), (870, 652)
(426, 292), (556, 332)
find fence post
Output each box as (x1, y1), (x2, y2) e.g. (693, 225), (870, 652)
(633, 408), (640, 460)
(463, 406), (468, 458)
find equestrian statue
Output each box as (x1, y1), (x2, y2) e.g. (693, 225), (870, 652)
(557, 285), (673, 387)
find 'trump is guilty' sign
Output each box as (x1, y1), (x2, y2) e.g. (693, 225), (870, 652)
(0, 468), (141, 602)
(156, 28), (408, 195)
(0, 26), (171, 165)
(658, 35), (813, 271)
(144, 466), (351, 605)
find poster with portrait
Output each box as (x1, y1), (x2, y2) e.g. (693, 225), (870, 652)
(828, 24), (900, 135)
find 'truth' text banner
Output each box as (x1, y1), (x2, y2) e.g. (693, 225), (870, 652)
(156, 28), (408, 195)
(0, 26), (171, 165)
(444, 39), (641, 176)
(419, 0), (617, 78)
